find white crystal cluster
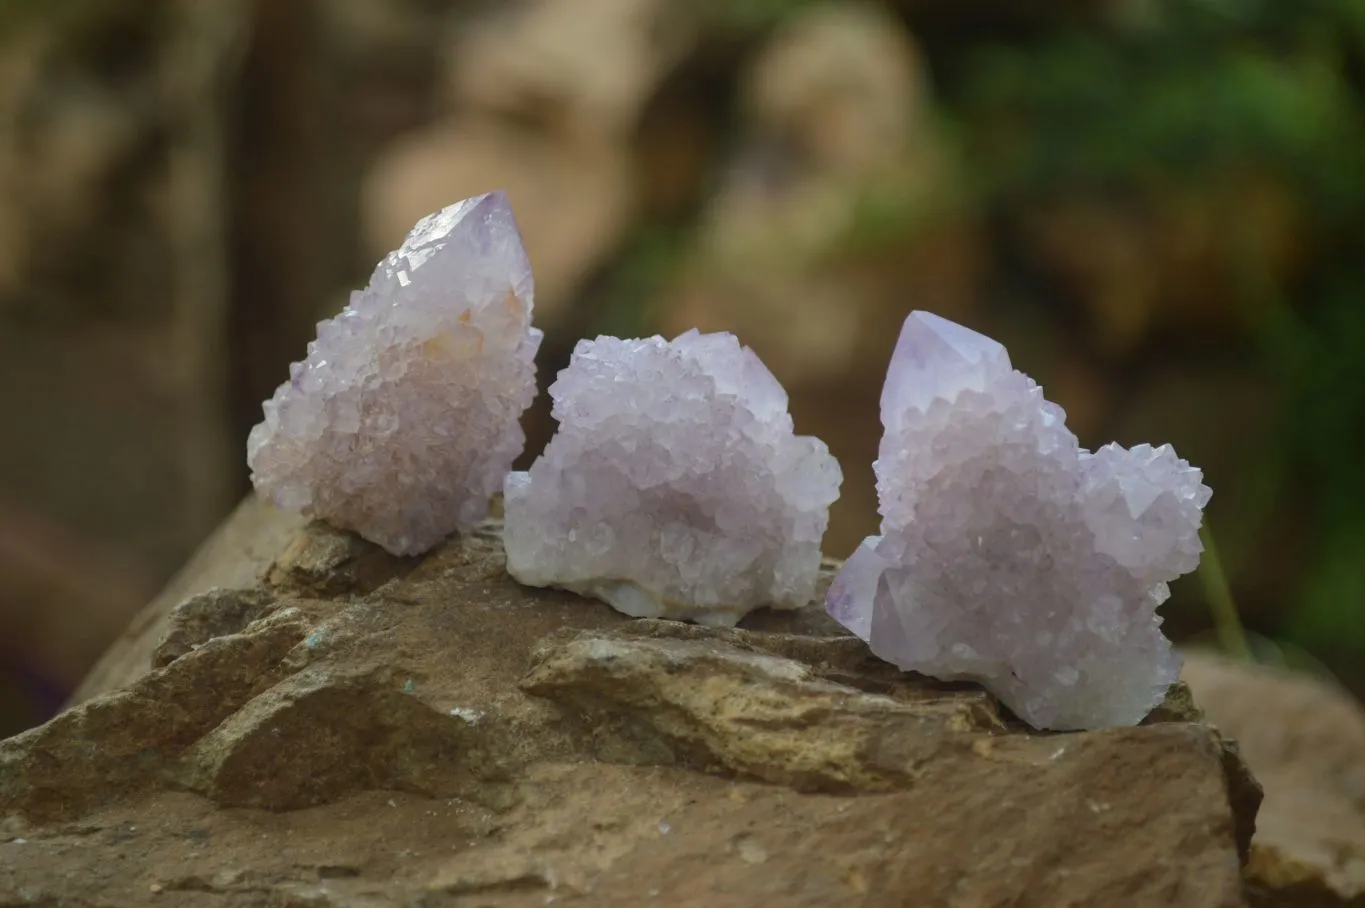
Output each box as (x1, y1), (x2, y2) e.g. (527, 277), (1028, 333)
(503, 330), (843, 626)
(827, 311), (1210, 730)
(247, 192), (542, 556)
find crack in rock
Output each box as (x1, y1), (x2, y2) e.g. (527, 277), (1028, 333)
(521, 628), (1004, 792)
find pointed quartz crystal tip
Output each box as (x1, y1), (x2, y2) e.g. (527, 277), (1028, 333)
(503, 329), (843, 626)
(827, 310), (1211, 731)
(247, 190), (543, 556)
(881, 310), (1011, 430)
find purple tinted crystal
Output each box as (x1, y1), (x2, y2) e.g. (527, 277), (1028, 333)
(827, 311), (1209, 730)
(247, 191), (542, 555)
(503, 330), (842, 626)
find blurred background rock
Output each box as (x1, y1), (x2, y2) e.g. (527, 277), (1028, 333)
(1, 0), (1362, 735)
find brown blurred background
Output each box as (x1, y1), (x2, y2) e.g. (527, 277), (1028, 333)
(2, 0), (1363, 735)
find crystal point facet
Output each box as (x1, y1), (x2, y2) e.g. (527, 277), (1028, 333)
(247, 191), (543, 556)
(503, 330), (843, 626)
(828, 310), (1210, 730)
(881, 310), (1012, 428)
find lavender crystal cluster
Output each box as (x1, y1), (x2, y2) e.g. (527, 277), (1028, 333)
(246, 187), (1212, 730)
(503, 330), (843, 626)
(826, 311), (1210, 730)
(247, 191), (542, 556)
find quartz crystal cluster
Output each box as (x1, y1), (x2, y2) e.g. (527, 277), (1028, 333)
(504, 330), (843, 626)
(247, 191), (542, 556)
(827, 311), (1210, 730)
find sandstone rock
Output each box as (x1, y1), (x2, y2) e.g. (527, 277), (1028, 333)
(522, 625), (1007, 790)
(0, 496), (1258, 906)
(71, 495), (308, 705)
(150, 586), (278, 669)
(1184, 652), (1365, 907)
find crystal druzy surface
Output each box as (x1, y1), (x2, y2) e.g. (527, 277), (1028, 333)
(504, 330), (843, 626)
(827, 311), (1210, 730)
(248, 191), (542, 556)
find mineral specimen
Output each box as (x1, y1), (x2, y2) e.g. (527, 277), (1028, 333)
(247, 191), (542, 556)
(827, 311), (1210, 730)
(503, 330), (843, 626)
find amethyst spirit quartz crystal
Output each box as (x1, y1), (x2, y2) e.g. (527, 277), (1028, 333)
(248, 192), (542, 556)
(503, 330), (842, 626)
(826, 311), (1211, 730)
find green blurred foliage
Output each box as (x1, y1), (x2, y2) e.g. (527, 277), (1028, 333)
(964, 0), (1365, 205)
(959, 0), (1365, 662)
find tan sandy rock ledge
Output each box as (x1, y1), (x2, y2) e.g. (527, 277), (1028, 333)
(0, 494), (1309, 908)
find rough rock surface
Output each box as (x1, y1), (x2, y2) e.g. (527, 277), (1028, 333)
(1184, 653), (1365, 907)
(1, 496), (1258, 907)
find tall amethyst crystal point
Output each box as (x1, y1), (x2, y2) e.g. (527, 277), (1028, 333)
(827, 311), (1211, 730)
(247, 191), (542, 556)
(503, 330), (843, 626)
